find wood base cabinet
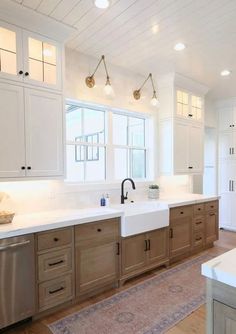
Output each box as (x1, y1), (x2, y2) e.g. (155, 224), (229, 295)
(75, 218), (120, 298)
(121, 227), (169, 284)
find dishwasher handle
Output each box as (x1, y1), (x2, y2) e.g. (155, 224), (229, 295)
(0, 240), (30, 251)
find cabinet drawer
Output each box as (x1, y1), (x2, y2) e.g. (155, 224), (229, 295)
(37, 227), (72, 252)
(205, 201), (218, 212)
(193, 204), (205, 216)
(170, 205), (192, 220)
(38, 274), (73, 311)
(75, 219), (119, 245)
(38, 247), (72, 282)
(193, 216), (205, 231)
(193, 232), (204, 248)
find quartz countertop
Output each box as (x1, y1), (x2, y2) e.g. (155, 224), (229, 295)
(0, 193), (220, 239)
(201, 248), (236, 288)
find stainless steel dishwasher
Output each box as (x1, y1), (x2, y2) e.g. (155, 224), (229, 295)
(0, 234), (35, 329)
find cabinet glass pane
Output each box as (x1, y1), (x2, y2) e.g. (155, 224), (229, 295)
(29, 38), (42, 61)
(1, 50), (16, 75)
(183, 104), (189, 117)
(0, 27), (16, 52)
(129, 117), (145, 147)
(131, 149), (146, 179)
(28, 37), (57, 85)
(113, 114), (127, 145)
(183, 92), (188, 104)
(177, 90), (182, 103)
(43, 43), (56, 65)
(115, 148), (127, 179)
(44, 63), (56, 85)
(29, 59), (43, 82)
(0, 27), (17, 75)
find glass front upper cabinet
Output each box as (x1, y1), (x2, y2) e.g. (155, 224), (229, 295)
(0, 21), (61, 89)
(176, 89), (203, 122)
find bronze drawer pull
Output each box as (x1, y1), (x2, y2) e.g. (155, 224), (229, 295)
(53, 237), (59, 242)
(210, 205), (214, 208)
(169, 228), (173, 239)
(144, 240), (148, 251)
(49, 286), (64, 295)
(195, 237), (202, 241)
(180, 211), (184, 214)
(198, 208), (201, 211)
(148, 239), (151, 251)
(97, 228), (102, 232)
(210, 213), (215, 216)
(116, 242), (120, 255)
(196, 221), (202, 225)
(49, 260), (64, 267)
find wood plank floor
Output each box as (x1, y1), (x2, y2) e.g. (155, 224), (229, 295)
(3, 230), (236, 334)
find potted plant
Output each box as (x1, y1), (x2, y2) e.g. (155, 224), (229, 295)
(148, 184), (160, 199)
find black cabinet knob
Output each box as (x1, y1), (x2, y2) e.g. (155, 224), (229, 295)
(97, 228), (102, 232)
(188, 166), (193, 169)
(21, 166), (25, 170)
(24, 72), (29, 76)
(18, 70), (23, 75)
(54, 237), (59, 242)
(188, 114), (193, 117)
(27, 166), (31, 170)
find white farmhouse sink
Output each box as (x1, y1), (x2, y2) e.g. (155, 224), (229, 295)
(112, 201), (169, 237)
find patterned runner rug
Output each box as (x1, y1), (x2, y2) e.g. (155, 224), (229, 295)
(48, 252), (216, 334)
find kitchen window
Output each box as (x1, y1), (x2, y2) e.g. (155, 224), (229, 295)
(66, 102), (150, 183)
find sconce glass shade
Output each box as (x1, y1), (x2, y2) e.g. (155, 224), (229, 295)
(150, 92), (160, 107)
(104, 77), (113, 96)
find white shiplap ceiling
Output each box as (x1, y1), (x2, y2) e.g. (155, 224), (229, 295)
(11, 0), (236, 98)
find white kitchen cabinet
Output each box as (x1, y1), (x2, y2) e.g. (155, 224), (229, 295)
(175, 89), (203, 123)
(24, 89), (63, 177)
(0, 21), (62, 90)
(0, 82), (25, 177)
(218, 107), (236, 131)
(219, 131), (236, 159)
(0, 82), (64, 179)
(160, 120), (203, 175)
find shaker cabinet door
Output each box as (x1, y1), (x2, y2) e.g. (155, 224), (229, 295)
(24, 88), (64, 177)
(0, 83), (25, 178)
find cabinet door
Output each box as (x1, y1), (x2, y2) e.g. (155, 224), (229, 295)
(0, 21), (23, 82)
(189, 125), (203, 173)
(121, 234), (147, 276)
(174, 121), (189, 173)
(24, 88), (63, 177)
(219, 132), (233, 160)
(22, 31), (61, 90)
(219, 161), (236, 193)
(214, 300), (236, 334)
(169, 217), (192, 258)
(218, 107), (233, 131)
(219, 193), (232, 228)
(147, 228), (168, 265)
(76, 241), (119, 295)
(205, 211), (218, 244)
(0, 83), (25, 178)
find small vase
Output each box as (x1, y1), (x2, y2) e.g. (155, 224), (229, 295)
(148, 188), (159, 200)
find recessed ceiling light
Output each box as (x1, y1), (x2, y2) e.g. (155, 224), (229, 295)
(221, 69), (231, 76)
(174, 43), (186, 51)
(94, 0), (110, 9)
(152, 24), (159, 34)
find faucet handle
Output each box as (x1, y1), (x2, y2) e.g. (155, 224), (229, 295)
(124, 191), (128, 200)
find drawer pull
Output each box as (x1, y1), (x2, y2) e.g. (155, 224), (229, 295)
(210, 205), (214, 208)
(148, 239), (151, 251)
(180, 211), (184, 214)
(196, 221), (202, 225)
(210, 213), (215, 217)
(198, 208), (201, 211)
(144, 240), (148, 251)
(169, 228), (173, 239)
(49, 260), (64, 267)
(116, 242), (120, 255)
(97, 228), (102, 232)
(49, 286), (64, 295)
(195, 237), (202, 241)
(53, 237), (59, 242)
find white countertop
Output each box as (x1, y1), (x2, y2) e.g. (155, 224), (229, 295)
(0, 194), (219, 239)
(201, 248), (236, 288)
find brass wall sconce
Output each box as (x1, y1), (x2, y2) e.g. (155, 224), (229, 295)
(133, 73), (159, 107)
(85, 55), (113, 96)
